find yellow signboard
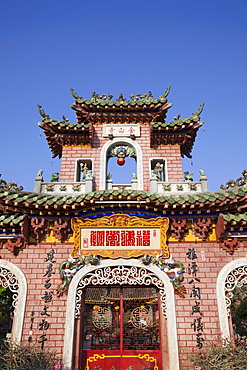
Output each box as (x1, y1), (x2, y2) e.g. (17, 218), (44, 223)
(72, 214), (169, 258)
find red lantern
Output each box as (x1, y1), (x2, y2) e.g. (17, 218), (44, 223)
(117, 157), (125, 166)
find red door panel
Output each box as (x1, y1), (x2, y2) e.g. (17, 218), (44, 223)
(82, 286), (161, 370)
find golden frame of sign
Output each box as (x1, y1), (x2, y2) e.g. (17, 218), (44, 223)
(71, 214), (169, 259)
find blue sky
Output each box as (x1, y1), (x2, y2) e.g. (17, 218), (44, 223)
(0, 0), (246, 192)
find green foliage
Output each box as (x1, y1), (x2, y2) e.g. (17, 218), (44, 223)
(0, 341), (63, 370)
(0, 287), (13, 324)
(231, 285), (247, 337)
(189, 336), (247, 370)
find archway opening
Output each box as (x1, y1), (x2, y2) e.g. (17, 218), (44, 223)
(0, 287), (14, 343)
(230, 284), (247, 337)
(107, 156), (136, 184)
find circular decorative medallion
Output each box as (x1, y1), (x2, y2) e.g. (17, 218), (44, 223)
(92, 306), (112, 329)
(130, 306), (150, 329)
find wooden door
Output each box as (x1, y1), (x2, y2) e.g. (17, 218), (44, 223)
(82, 285), (161, 370)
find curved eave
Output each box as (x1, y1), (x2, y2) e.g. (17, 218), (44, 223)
(38, 121), (92, 158)
(38, 120), (91, 131)
(0, 187), (246, 217)
(151, 119), (203, 131)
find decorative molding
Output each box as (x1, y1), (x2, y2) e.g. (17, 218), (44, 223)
(169, 218), (188, 240)
(63, 259), (180, 370)
(193, 218), (212, 240)
(99, 138), (143, 191)
(0, 267), (19, 308)
(0, 260), (27, 342)
(1, 238), (27, 256)
(217, 257), (247, 338)
(53, 218), (73, 242)
(219, 238), (239, 255)
(30, 218), (49, 242)
(75, 265), (167, 318)
(71, 214), (169, 258)
(224, 265), (247, 316)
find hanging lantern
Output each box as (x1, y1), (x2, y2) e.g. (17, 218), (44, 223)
(117, 157), (125, 166)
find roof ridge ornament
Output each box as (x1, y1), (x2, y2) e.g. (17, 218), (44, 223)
(192, 103), (205, 117)
(159, 86), (171, 99)
(70, 88), (83, 100)
(0, 175), (23, 192)
(220, 170), (247, 189)
(37, 104), (50, 120)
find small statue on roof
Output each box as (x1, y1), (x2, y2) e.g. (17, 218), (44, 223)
(152, 162), (163, 182)
(116, 93), (126, 102)
(184, 171), (193, 181)
(62, 115), (69, 122)
(174, 114), (181, 120)
(50, 172), (59, 182)
(199, 169), (206, 177)
(80, 163), (90, 182)
(36, 169), (44, 177)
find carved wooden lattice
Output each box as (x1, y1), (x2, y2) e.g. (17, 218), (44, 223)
(0, 267), (19, 308)
(53, 218), (73, 242)
(75, 266), (167, 317)
(220, 238), (239, 255)
(193, 218), (212, 240)
(224, 265), (247, 317)
(1, 238), (27, 256)
(30, 218), (49, 242)
(169, 218), (188, 240)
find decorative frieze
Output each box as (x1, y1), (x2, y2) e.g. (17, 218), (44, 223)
(193, 218), (212, 240)
(169, 218), (189, 240)
(53, 218), (73, 242)
(30, 218), (49, 243)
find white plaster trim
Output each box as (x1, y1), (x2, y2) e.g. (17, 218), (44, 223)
(216, 256), (247, 338)
(99, 138), (143, 190)
(0, 260), (27, 342)
(63, 258), (179, 370)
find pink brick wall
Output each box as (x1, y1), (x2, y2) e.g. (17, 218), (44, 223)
(170, 241), (247, 369)
(1, 239), (246, 368)
(59, 125), (183, 190)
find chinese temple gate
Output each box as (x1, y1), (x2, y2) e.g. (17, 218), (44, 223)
(0, 88), (246, 370)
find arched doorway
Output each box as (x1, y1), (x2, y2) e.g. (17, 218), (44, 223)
(99, 138), (144, 191)
(217, 258), (247, 338)
(63, 259), (180, 370)
(0, 260), (27, 342)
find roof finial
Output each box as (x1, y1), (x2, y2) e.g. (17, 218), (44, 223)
(37, 104), (50, 119)
(70, 88), (83, 100)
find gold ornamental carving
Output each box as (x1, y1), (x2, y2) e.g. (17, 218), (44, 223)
(71, 214), (169, 259)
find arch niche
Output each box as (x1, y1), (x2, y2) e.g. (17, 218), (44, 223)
(99, 138), (144, 190)
(0, 260), (27, 342)
(63, 258), (180, 370)
(217, 257), (247, 338)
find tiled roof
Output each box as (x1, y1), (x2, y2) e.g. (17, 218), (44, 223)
(37, 105), (92, 158)
(150, 104), (204, 158)
(0, 186), (246, 218)
(0, 213), (26, 225)
(150, 104), (204, 130)
(220, 212), (247, 222)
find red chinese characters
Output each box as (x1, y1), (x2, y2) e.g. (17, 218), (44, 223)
(89, 229), (151, 247)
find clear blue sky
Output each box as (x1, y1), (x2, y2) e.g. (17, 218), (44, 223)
(0, 0), (246, 192)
